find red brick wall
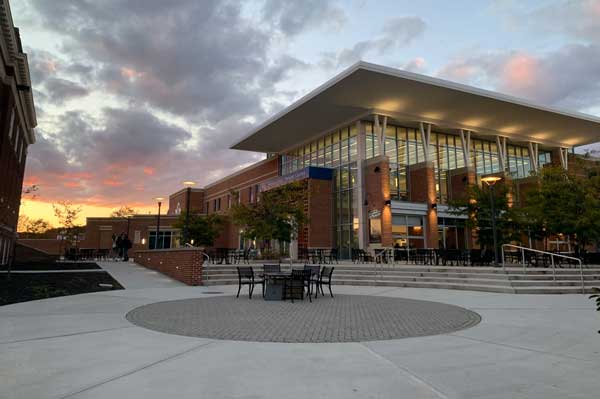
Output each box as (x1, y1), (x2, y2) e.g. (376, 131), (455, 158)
(134, 248), (205, 285)
(365, 157), (393, 247)
(0, 85), (28, 263)
(307, 179), (333, 247)
(409, 161), (438, 248)
(448, 167), (476, 202)
(168, 189), (205, 215)
(204, 157), (279, 201)
(81, 216), (180, 251)
(17, 239), (65, 255)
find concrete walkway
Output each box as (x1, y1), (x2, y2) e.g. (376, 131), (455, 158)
(1, 261), (599, 399)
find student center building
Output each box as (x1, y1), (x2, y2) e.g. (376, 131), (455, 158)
(83, 62), (600, 258)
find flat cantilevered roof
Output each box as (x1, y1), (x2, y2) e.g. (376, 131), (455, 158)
(232, 61), (600, 153)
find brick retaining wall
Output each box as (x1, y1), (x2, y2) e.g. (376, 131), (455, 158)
(134, 248), (205, 286)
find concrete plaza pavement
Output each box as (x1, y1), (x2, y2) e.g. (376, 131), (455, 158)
(1, 261), (599, 399)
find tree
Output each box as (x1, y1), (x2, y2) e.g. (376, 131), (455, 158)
(110, 205), (137, 218)
(522, 166), (600, 251)
(17, 215), (51, 237)
(52, 201), (83, 248)
(449, 182), (520, 249)
(230, 181), (308, 253)
(173, 213), (226, 247)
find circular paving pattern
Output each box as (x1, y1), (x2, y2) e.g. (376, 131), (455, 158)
(126, 295), (480, 343)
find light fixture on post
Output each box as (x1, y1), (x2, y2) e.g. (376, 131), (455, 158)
(384, 199), (391, 207)
(182, 181), (196, 246)
(431, 203), (437, 210)
(481, 176), (502, 266)
(154, 197), (164, 249)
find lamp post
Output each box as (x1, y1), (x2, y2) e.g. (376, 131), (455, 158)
(154, 197), (164, 249)
(481, 176), (502, 266)
(182, 181), (196, 246)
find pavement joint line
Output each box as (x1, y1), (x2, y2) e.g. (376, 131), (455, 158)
(447, 332), (596, 362)
(360, 342), (449, 399)
(0, 325), (134, 345)
(58, 340), (217, 399)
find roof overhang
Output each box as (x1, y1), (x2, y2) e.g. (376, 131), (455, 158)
(232, 61), (600, 153)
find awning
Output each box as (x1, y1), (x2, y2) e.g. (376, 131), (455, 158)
(232, 62), (600, 153)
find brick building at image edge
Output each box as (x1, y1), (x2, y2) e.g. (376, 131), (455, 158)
(75, 62), (600, 259)
(0, 0), (36, 267)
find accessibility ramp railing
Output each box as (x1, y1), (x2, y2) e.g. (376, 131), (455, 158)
(501, 244), (585, 293)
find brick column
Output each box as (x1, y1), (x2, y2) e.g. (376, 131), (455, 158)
(307, 178), (333, 247)
(448, 167), (476, 248)
(364, 156), (392, 248)
(409, 161), (438, 249)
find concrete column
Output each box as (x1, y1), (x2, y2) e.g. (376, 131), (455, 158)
(409, 161), (438, 249)
(356, 120), (368, 250)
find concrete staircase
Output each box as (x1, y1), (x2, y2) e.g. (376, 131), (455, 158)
(202, 262), (600, 294)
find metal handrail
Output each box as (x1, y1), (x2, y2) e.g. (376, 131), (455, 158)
(184, 243), (211, 263)
(501, 244), (585, 293)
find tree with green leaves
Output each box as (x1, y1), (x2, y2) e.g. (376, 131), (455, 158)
(522, 165), (600, 252)
(230, 181), (308, 254)
(173, 212), (226, 247)
(449, 182), (521, 250)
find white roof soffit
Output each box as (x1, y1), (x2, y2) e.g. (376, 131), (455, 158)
(232, 61), (600, 153)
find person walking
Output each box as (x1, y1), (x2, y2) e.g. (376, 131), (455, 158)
(116, 233), (125, 261)
(111, 233), (118, 261)
(122, 234), (132, 262)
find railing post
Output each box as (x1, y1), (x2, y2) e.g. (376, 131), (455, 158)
(501, 244), (506, 271)
(551, 255), (556, 284)
(579, 260), (585, 294)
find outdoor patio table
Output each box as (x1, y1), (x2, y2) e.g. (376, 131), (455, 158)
(263, 272), (291, 301)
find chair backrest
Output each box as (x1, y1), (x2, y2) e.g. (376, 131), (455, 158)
(304, 264), (320, 277)
(263, 263), (281, 273)
(321, 266), (334, 279)
(237, 266), (253, 280)
(291, 269), (306, 280)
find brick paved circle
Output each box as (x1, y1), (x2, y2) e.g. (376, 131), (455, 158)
(126, 295), (481, 343)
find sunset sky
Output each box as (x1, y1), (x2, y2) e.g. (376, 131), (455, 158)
(12, 0), (600, 226)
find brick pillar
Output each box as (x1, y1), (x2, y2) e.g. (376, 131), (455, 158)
(307, 178), (333, 247)
(409, 161), (438, 249)
(448, 167), (476, 249)
(364, 156), (392, 247)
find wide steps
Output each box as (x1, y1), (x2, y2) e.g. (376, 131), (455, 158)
(201, 264), (600, 293)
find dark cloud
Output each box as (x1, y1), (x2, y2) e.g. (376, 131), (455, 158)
(24, 106), (261, 206)
(262, 0), (346, 36)
(320, 16), (426, 68)
(19, 0), (335, 207)
(43, 78), (89, 104)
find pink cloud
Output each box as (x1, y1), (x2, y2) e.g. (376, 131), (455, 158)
(500, 53), (539, 93)
(63, 181), (82, 188)
(103, 179), (125, 187)
(143, 167), (155, 175)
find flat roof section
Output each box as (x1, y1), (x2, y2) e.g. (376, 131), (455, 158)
(232, 61), (600, 153)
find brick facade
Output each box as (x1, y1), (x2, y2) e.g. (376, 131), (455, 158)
(409, 161), (438, 248)
(0, 9), (37, 266)
(80, 215), (180, 252)
(134, 248), (204, 285)
(364, 156), (393, 247)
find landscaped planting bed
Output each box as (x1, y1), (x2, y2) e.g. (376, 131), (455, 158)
(0, 271), (123, 306)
